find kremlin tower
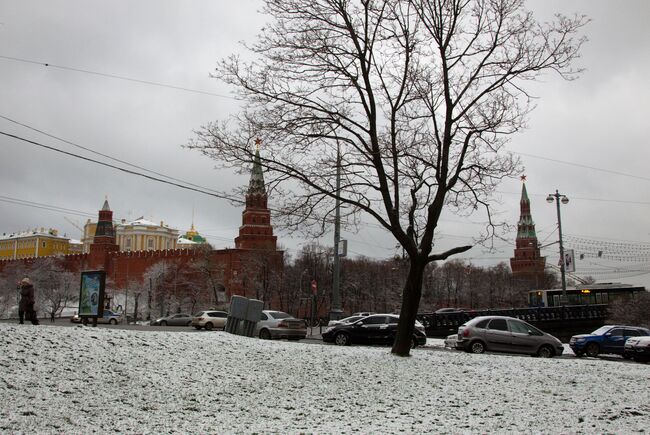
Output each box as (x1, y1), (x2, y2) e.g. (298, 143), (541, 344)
(510, 181), (546, 290)
(88, 198), (120, 269)
(234, 143), (277, 251)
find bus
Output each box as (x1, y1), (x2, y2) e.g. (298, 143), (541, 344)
(528, 283), (647, 307)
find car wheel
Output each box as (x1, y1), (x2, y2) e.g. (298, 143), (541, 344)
(205, 322), (214, 331)
(410, 337), (418, 349)
(469, 340), (486, 354)
(109, 319), (117, 325)
(585, 342), (599, 358)
(259, 329), (271, 340)
(334, 332), (350, 346)
(160, 321), (167, 326)
(537, 345), (554, 358)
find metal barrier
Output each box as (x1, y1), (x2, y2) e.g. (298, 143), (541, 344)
(225, 296), (264, 337)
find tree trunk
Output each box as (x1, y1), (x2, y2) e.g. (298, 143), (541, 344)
(133, 293), (140, 322)
(392, 258), (425, 356)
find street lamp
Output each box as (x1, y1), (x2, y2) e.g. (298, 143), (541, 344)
(547, 190), (569, 303)
(298, 269), (308, 318)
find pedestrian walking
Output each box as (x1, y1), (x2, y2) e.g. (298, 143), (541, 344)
(18, 277), (39, 325)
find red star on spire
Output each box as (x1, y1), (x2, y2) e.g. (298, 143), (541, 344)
(520, 175), (527, 182)
(255, 138), (262, 150)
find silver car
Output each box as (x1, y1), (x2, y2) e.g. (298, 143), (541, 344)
(191, 310), (228, 330)
(81, 310), (124, 325)
(255, 310), (307, 340)
(151, 313), (192, 326)
(456, 316), (563, 358)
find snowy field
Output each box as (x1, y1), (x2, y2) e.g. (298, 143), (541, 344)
(1, 324), (648, 434)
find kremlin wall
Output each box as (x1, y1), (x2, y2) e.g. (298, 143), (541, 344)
(0, 149), (284, 313)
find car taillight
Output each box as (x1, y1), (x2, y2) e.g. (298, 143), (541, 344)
(198, 317), (204, 321)
(462, 329), (470, 337)
(278, 321), (288, 328)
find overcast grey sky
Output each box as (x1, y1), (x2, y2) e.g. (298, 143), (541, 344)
(1, 1), (649, 285)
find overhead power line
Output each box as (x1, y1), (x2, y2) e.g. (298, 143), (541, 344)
(0, 55), (237, 100)
(0, 196), (95, 219)
(3, 54), (650, 188)
(0, 113), (228, 197)
(514, 151), (650, 183)
(0, 130), (244, 204)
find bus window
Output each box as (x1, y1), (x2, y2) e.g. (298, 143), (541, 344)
(553, 295), (560, 306)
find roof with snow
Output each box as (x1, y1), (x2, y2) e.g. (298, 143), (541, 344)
(0, 229), (70, 241)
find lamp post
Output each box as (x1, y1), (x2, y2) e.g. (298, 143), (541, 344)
(298, 269), (308, 317)
(546, 190), (569, 303)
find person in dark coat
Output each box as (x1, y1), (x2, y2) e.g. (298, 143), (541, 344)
(18, 277), (38, 325)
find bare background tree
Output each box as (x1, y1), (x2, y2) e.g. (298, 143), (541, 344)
(190, 0), (587, 355)
(35, 258), (77, 321)
(607, 293), (650, 329)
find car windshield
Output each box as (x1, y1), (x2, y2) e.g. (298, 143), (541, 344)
(591, 326), (611, 335)
(269, 311), (291, 319)
(340, 316), (362, 323)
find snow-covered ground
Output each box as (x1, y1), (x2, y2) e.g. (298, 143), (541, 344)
(1, 324), (648, 434)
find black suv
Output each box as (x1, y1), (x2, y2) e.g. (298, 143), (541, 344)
(322, 314), (427, 348)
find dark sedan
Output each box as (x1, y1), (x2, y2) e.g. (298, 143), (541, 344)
(322, 314), (427, 348)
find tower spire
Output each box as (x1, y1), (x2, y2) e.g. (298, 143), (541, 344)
(248, 145), (266, 195)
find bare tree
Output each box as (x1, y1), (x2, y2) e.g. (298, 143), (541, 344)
(188, 245), (226, 308)
(0, 261), (28, 318)
(37, 261), (76, 321)
(143, 262), (168, 321)
(189, 0), (587, 355)
(607, 292), (650, 329)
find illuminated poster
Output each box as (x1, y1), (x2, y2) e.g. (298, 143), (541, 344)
(78, 271), (106, 317)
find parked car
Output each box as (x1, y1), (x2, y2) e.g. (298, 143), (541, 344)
(191, 310), (228, 330)
(435, 308), (465, 314)
(322, 314), (427, 348)
(569, 325), (650, 357)
(327, 315), (367, 327)
(151, 313), (193, 326)
(70, 313), (81, 323)
(255, 310), (307, 340)
(81, 310), (124, 325)
(623, 336), (650, 362)
(444, 334), (459, 349)
(456, 316), (563, 358)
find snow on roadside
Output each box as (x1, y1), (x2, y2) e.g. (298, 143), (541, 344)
(0, 324), (648, 434)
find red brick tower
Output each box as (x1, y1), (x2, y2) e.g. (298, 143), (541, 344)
(235, 145), (277, 251)
(88, 198), (120, 269)
(510, 182), (546, 289)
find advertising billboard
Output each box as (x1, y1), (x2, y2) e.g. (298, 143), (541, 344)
(78, 270), (106, 317)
